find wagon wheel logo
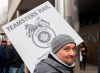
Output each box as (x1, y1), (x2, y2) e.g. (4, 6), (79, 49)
(25, 17), (56, 48)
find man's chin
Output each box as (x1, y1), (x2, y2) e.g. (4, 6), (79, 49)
(66, 60), (74, 65)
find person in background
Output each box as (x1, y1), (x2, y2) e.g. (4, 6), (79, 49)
(34, 34), (77, 73)
(1, 40), (10, 73)
(6, 40), (24, 73)
(1, 40), (7, 49)
(0, 39), (5, 73)
(79, 42), (88, 71)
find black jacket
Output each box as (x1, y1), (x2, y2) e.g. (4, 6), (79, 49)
(6, 44), (23, 68)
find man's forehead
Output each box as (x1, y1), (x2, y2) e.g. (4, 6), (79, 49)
(62, 43), (76, 48)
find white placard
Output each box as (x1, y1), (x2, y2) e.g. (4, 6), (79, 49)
(2, 1), (83, 73)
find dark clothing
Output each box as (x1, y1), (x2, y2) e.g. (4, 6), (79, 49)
(6, 44), (23, 68)
(34, 54), (74, 73)
(0, 45), (5, 73)
(0, 45), (5, 65)
(2, 44), (10, 73)
(80, 46), (88, 70)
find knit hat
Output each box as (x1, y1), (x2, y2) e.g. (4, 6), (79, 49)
(51, 34), (76, 53)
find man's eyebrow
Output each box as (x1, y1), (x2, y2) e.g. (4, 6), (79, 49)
(63, 46), (71, 48)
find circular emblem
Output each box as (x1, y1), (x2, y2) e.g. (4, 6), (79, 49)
(32, 27), (56, 48)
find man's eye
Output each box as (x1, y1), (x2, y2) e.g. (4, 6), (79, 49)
(64, 48), (70, 50)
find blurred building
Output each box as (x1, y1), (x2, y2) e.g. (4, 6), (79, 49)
(8, 0), (100, 66)
(79, 0), (100, 65)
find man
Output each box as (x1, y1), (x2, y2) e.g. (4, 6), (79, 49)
(34, 34), (77, 73)
(6, 40), (24, 73)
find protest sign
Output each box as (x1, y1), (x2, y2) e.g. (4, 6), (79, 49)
(2, 1), (83, 72)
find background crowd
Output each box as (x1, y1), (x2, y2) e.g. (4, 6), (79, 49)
(0, 39), (25, 73)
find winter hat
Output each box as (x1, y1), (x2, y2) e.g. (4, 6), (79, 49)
(51, 34), (76, 53)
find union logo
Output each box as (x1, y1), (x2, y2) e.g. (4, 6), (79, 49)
(25, 17), (56, 48)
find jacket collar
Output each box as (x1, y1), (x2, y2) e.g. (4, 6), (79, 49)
(50, 51), (75, 67)
(43, 57), (73, 73)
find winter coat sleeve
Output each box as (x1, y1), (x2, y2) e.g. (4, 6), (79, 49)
(34, 62), (60, 73)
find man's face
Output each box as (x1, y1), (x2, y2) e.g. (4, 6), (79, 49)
(55, 43), (76, 65)
(7, 40), (11, 46)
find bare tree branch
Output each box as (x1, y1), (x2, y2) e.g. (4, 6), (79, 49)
(0, 6), (8, 25)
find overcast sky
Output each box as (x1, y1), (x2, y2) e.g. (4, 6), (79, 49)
(0, 0), (8, 25)
(0, 0), (8, 10)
